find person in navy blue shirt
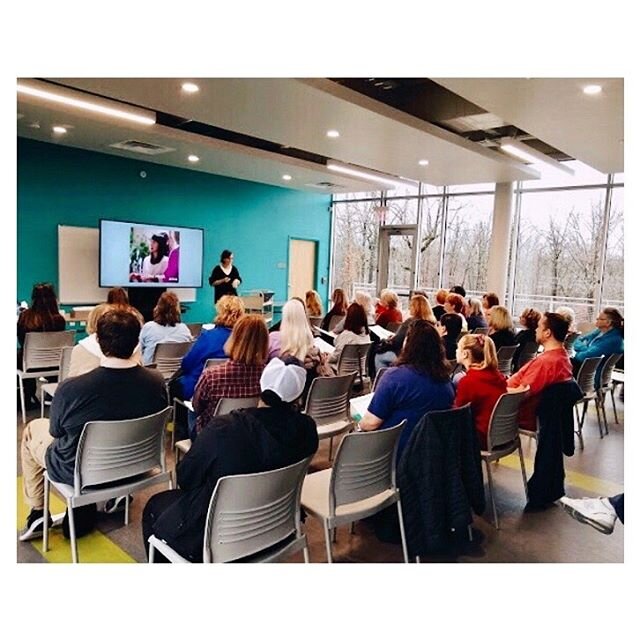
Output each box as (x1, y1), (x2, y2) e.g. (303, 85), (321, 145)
(359, 319), (455, 457)
(172, 295), (245, 400)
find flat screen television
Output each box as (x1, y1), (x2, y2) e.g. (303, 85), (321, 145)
(99, 219), (204, 288)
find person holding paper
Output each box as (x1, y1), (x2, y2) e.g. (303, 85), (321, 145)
(329, 303), (370, 365)
(208, 249), (242, 303)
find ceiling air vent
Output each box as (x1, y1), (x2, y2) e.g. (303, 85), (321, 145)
(305, 181), (344, 189)
(109, 140), (175, 155)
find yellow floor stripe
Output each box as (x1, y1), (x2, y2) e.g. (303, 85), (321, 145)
(498, 454), (623, 497)
(17, 478), (136, 563)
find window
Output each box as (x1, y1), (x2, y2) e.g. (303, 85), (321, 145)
(602, 186), (624, 312)
(417, 197), (444, 291)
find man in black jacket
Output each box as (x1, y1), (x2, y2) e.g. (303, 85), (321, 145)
(19, 309), (167, 541)
(142, 357), (319, 562)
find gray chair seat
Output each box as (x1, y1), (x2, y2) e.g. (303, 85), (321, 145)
(316, 419), (352, 440)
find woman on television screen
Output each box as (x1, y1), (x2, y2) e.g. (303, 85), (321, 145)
(209, 249), (242, 302)
(130, 232), (170, 282)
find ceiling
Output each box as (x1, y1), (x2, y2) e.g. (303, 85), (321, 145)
(17, 77), (623, 193)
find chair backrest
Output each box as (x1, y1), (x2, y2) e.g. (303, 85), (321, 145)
(202, 455), (312, 563)
(576, 356), (604, 396)
(152, 341), (193, 378)
(456, 329), (469, 343)
(308, 316), (323, 328)
(514, 341), (539, 371)
(23, 330), (75, 371)
(337, 343), (371, 379)
(329, 420), (406, 513)
(59, 346), (75, 382)
(214, 395), (260, 416)
(327, 314), (344, 332)
(74, 406), (172, 493)
(186, 322), (203, 339)
(486, 387), (529, 450)
(372, 366), (389, 392)
(205, 357), (229, 369)
(496, 345), (518, 376)
(303, 373), (356, 425)
(472, 327), (489, 335)
(386, 321), (402, 333)
(598, 353), (622, 389)
(563, 331), (581, 354)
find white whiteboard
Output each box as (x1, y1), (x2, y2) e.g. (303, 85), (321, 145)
(58, 225), (196, 304)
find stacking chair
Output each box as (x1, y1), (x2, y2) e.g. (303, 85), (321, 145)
(563, 331), (581, 356)
(17, 330), (75, 424)
(308, 316), (323, 329)
(327, 315), (345, 332)
(205, 357), (229, 369)
(300, 421), (408, 563)
(496, 345), (518, 376)
(186, 322), (203, 339)
(174, 396), (260, 464)
(481, 387), (529, 529)
(337, 343), (372, 393)
(303, 373), (357, 462)
(43, 407), (172, 563)
(386, 321), (402, 333)
(40, 345), (75, 418)
(611, 367), (624, 420)
(574, 356), (604, 450)
(472, 327), (489, 335)
(148, 455), (313, 563)
(597, 353), (623, 431)
(513, 341), (539, 372)
(150, 341), (192, 380)
(372, 366), (390, 392)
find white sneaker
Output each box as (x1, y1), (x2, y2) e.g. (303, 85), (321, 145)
(559, 496), (617, 534)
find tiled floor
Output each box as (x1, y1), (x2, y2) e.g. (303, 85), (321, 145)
(16, 396), (623, 563)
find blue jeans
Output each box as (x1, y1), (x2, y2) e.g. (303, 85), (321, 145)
(609, 494), (624, 524)
(374, 351), (397, 373)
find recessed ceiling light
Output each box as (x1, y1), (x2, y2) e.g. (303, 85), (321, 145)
(326, 130), (340, 138)
(188, 154), (199, 163)
(52, 126), (67, 134)
(182, 82), (199, 94)
(583, 84), (602, 95)
(418, 159), (429, 166)
(282, 174), (292, 181)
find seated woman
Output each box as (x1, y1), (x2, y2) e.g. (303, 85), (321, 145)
(139, 292), (192, 365)
(375, 289), (403, 329)
(359, 320), (455, 457)
(431, 288), (448, 322)
(17, 283), (66, 408)
(555, 306), (579, 354)
(572, 307), (624, 386)
(454, 334), (507, 450)
(172, 295), (245, 400)
(321, 288), (348, 331)
(437, 312), (463, 360)
(304, 289), (323, 320)
(443, 293), (468, 331)
(374, 294), (435, 372)
(329, 302), (371, 366)
(488, 305), (517, 351)
(334, 290), (375, 333)
(192, 314), (268, 435)
(512, 307), (541, 370)
(466, 298), (488, 332)
(482, 292), (500, 318)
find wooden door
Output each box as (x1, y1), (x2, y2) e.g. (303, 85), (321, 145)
(288, 239), (317, 300)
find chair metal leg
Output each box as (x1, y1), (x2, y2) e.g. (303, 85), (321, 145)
(124, 494), (130, 526)
(350, 522), (356, 535)
(67, 501), (78, 563)
(610, 388), (619, 424)
(593, 398), (604, 438)
(396, 498), (409, 563)
(484, 459), (499, 529)
(467, 524), (473, 542)
(148, 542), (155, 563)
(43, 476), (50, 553)
(332, 527), (337, 543)
(19, 376), (26, 425)
(323, 520), (333, 563)
(168, 470), (174, 491)
(599, 393), (609, 435)
(328, 437), (334, 462)
(40, 387), (45, 419)
(576, 402), (587, 450)
(415, 555), (421, 563)
(518, 443), (528, 502)
(302, 540), (310, 563)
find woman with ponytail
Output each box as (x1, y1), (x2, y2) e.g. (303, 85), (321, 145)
(454, 333), (507, 449)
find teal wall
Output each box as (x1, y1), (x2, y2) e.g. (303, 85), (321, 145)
(17, 138), (332, 321)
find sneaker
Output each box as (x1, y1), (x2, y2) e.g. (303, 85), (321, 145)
(559, 496), (617, 534)
(18, 508), (52, 542)
(103, 495), (133, 514)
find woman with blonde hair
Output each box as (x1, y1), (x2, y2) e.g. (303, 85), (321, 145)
(175, 295), (245, 400)
(193, 315), (269, 435)
(305, 290), (323, 318)
(466, 298), (488, 332)
(321, 288), (349, 330)
(375, 289), (403, 329)
(454, 334), (507, 449)
(487, 305), (517, 351)
(139, 291), (192, 365)
(334, 290), (374, 333)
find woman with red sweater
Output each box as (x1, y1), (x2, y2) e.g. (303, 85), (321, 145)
(454, 334), (507, 450)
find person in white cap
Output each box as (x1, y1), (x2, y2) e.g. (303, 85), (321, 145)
(141, 357), (319, 562)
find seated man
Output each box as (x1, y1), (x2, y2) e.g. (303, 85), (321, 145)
(142, 357), (319, 562)
(19, 308), (168, 541)
(507, 312), (573, 432)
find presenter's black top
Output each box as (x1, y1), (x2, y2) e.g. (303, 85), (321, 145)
(208, 264), (242, 302)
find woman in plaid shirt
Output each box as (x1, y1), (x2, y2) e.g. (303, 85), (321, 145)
(192, 315), (268, 434)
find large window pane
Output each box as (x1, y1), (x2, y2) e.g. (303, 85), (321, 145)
(442, 193), (494, 296)
(383, 198), (418, 225)
(333, 190), (382, 201)
(602, 187), (624, 313)
(331, 200), (380, 299)
(513, 187), (607, 322)
(417, 197), (444, 291)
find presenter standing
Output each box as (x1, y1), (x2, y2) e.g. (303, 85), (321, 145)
(208, 249), (242, 303)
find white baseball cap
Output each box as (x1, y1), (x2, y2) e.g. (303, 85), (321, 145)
(260, 358), (306, 403)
